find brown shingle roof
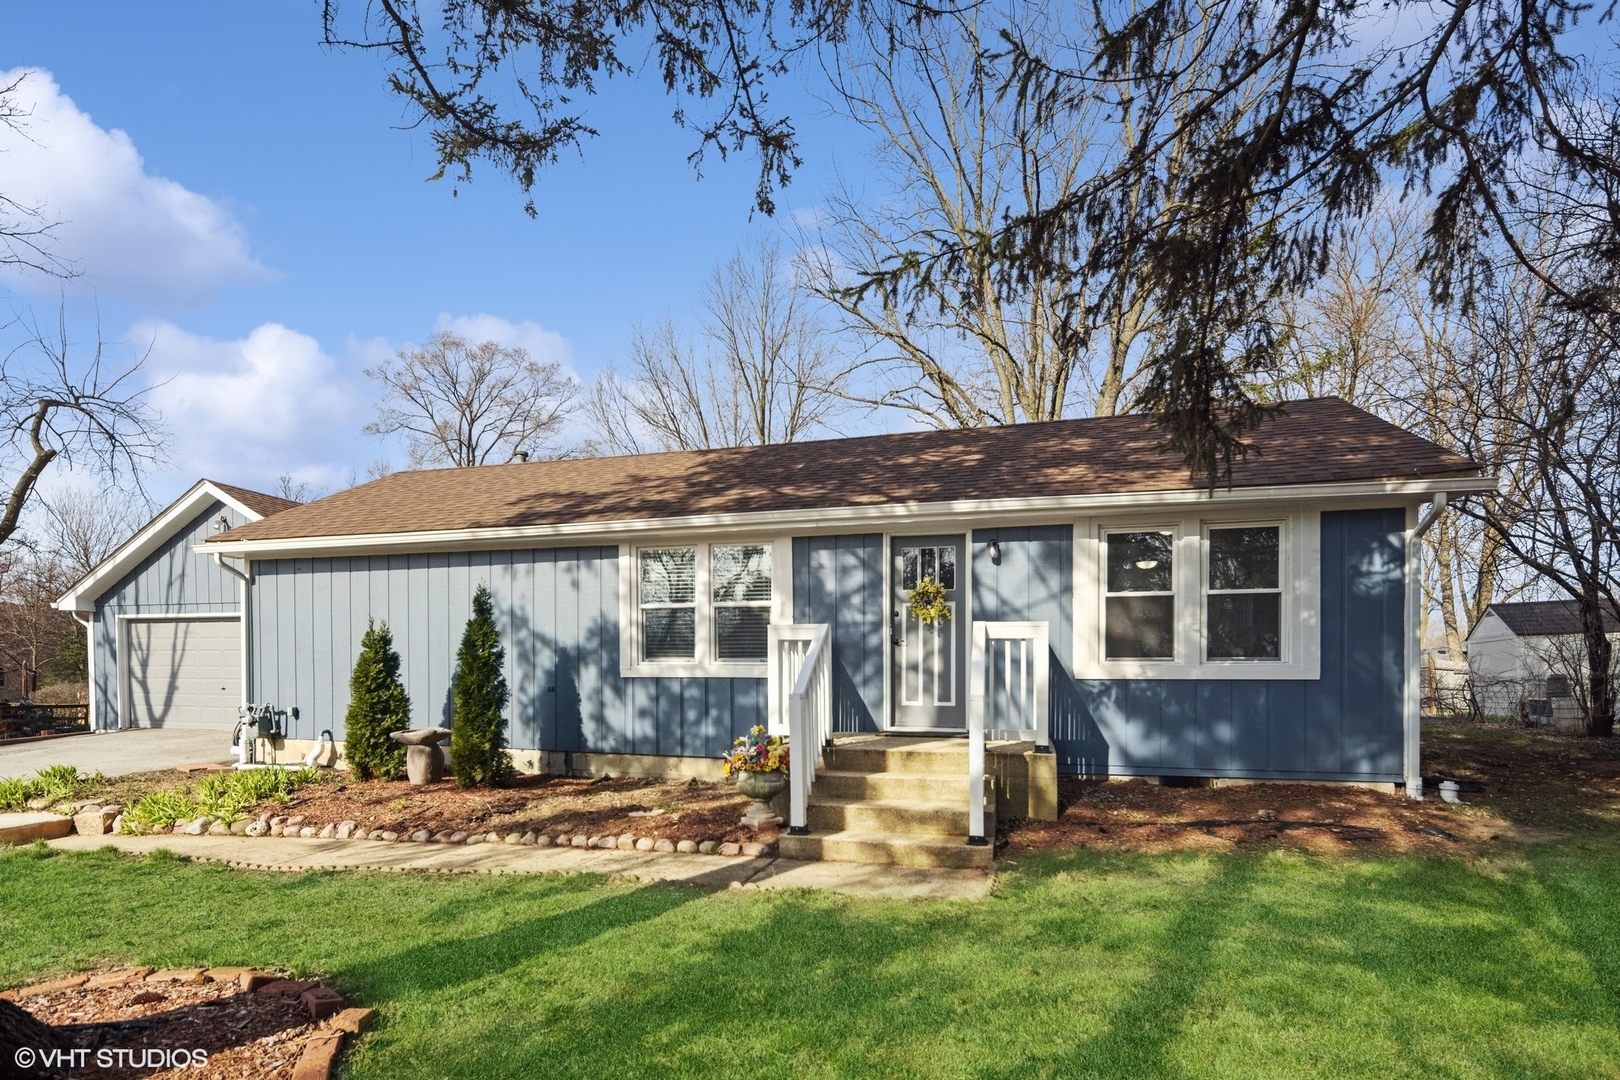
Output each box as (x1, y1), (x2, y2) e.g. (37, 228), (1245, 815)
(210, 480), (301, 520)
(212, 397), (1482, 544)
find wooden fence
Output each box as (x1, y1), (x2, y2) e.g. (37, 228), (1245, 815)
(0, 702), (91, 739)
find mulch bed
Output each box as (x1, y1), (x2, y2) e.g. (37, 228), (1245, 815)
(1000, 721), (1620, 859)
(251, 773), (778, 849)
(1, 968), (372, 1079)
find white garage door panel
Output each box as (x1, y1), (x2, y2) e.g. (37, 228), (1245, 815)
(127, 618), (241, 729)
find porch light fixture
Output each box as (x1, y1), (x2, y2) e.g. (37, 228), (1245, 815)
(988, 540), (1001, 564)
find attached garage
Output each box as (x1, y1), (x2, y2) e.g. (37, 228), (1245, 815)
(123, 616), (242, 729)
(56, 480), (298, 731)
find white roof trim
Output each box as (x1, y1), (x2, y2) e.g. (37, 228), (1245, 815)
(198, 475), (1496, 560)
(56, 480), (270, 612)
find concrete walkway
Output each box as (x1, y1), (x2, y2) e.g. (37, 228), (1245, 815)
(0, 728), (234, 779)
(47, 833), (993, 900)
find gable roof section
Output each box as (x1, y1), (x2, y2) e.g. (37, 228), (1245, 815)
(56, 479), (295, 612)
(212, 397), (1485, 548)
(1480, 600), (1620, 638)
(209, 481), (300, 520)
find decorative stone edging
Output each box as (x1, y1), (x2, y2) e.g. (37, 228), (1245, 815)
(1, 966), (374, 1080)
(119, 813), (772, 858)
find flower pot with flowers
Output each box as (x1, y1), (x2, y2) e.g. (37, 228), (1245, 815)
(722, 725), (790, 828)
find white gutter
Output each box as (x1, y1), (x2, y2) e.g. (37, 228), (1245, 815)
(199, 475), (1496, 560)
(71, 611), (96, 731)
(213, 553), (253, 711)
(1404, 492), (1449, 800)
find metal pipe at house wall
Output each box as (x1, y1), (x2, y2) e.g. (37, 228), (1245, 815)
(1404, 493), (1449, 800)
(212, 552), (252, 710)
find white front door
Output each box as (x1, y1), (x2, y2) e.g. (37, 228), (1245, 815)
(125, 617), (241, 729)
(891, 535), (967, 730)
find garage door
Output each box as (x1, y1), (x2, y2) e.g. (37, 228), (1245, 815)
(126, 618), (241, 729)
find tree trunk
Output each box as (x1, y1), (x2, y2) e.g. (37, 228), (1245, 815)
(0, 998), (65, 1076)
(1580, 593), (1615, 738)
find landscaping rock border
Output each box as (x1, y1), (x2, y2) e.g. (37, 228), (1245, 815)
(122, 812), (774, 858)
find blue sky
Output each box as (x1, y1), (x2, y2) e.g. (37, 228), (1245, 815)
(1, 1), (862, 503)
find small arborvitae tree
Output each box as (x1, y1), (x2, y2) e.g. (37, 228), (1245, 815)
(451, 584), (514, 787)
(344, 619), (413, 780)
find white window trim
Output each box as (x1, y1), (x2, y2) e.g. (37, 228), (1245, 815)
(1074, 509), (1320, 680)
(618, 537), (791, 679)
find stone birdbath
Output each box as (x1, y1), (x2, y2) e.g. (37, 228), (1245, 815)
(391, 727), (452, 785)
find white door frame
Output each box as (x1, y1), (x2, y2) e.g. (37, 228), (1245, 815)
(115, 612), (242, 730)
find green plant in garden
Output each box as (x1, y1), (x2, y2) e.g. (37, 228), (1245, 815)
(0, 776), (32, 810)
(122, 789), (200, 831)
(122, 767), (321, 832)
(450, 584), (513, 788)
(0, 764), (97, 810)
(343, 620), (413, 780)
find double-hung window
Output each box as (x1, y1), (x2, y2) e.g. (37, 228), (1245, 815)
(628, 541), (777, 673)
(639, 548), (697, 661)
(1205, 525), (1282, 660)
(711, 544), (772, 661)
(1104, 529), (1176, 660)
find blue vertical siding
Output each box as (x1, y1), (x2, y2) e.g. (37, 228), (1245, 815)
(982, 509), (1407, 782)
(249, 546), (764, 756)
(793, 534), (884, 733)
(91, 499), (249, 729)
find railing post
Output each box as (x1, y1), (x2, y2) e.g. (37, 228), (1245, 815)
(967, 621), (988, 846)
(1032, 622), (1052, 754)
(788, 691), (809, 834)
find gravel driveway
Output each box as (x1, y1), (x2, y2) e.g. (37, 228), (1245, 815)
(0, 728), (235, 779)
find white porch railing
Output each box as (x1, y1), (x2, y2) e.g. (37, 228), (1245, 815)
(967, 620), (1051, 845)
(768, 623), (832, 835)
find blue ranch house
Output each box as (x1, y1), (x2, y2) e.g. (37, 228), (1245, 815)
(58, 398), (1489, 867)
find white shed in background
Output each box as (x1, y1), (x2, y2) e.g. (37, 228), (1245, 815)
(1464, 600), (1620, 726)
(55, 480), (297, 731)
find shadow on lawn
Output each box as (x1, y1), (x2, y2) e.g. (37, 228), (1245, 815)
(337, 878), (708, 998)
(981, 854), (1262, 1078)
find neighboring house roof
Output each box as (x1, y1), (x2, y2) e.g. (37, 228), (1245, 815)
(55, 479), (296, 612)
(211, 398), (1483, 549)
(1478, 600), (1620, 639)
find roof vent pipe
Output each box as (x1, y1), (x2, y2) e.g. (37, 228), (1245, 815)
(511, 450), (530, 463)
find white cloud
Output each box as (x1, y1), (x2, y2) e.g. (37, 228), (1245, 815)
(0, 68), (272, 306)
(431, 311), (576, 374)
(141, 321), (363, 495)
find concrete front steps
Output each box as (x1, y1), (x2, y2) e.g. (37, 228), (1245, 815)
(779, 736), (995, 870)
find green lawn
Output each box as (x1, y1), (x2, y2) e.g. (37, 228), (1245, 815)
(3, 840), (1617, 1078)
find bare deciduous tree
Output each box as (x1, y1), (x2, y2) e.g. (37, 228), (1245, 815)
(365, 332), (578, 467)
(0, 550), (76, 696)
(1443, 263), (1620, 738)
(274, 474), (328, 504)
(0, 308), (162, 551)
(586, 237), (842, 453)
(41, 484), (143, 580)
(0, 73), (71, 279)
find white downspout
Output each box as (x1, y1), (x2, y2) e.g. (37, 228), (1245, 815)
(71, 611), (96, 730)
(1404, 492), (1448, 800)
(212, 552), (252, 713)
